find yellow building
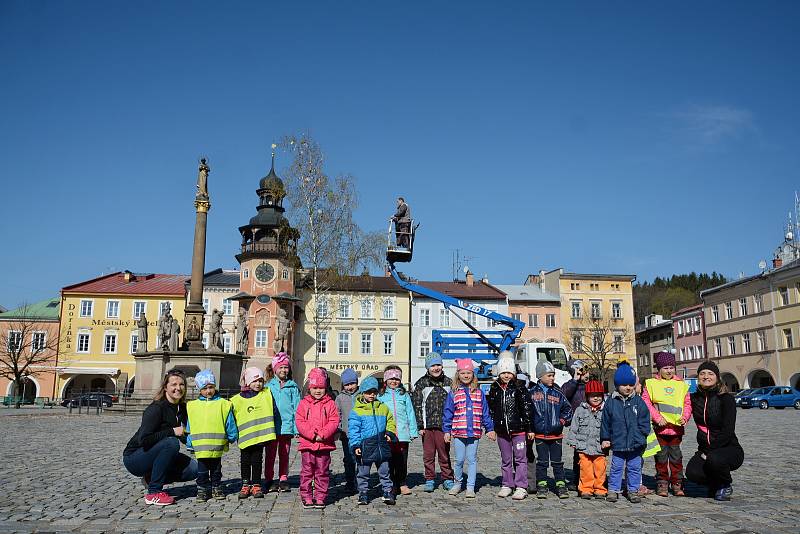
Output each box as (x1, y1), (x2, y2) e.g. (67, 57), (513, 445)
(528, 268), (637, 385)
(58, 271), (187, 398)
(294, 274), (410, 390)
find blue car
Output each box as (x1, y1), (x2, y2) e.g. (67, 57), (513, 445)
(740, 386), (800, 410)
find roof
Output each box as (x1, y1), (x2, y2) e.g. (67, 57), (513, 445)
(417, 280), (506, 300)
(62, 271), (188, 296)
(184, 268), (240, 287)
(533, 268), (636, 282)
(699, 273), (765, 298)
(635, 319), (673, 334)
(298, 273), (406, 293)
(493, 284), (560, 303)
(0, 297), (61, 320)
(671, 303), (703, 318)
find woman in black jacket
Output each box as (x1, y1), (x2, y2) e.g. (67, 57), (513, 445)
(685, 361), (744, 501)
(123, 369), (198, 506)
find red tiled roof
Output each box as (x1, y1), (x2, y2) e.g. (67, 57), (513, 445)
(62, 272), (189, 296)
(418, 280), (506, 300)
(671, 303), (704, 317)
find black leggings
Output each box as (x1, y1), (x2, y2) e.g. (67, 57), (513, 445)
(389, 442), (409, 489)
(240, 443), (265, 484)
(685, 446), (744, 489)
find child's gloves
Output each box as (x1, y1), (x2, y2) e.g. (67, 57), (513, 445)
(486, 431), (497, 442)
(601, 440), (611, 450)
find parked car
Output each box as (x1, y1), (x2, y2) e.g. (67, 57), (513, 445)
(734, 388), (756, 406)
(739, 386), (800, 410)
(60, 393), (114, 408)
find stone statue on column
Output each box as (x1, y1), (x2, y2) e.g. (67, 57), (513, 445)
(169, 316), (181, 351)
(196, 158), (210, 200)
(235, 308), (249, 354)
(158, 305), (172, 350)
(136, 312), (148, 353)
(273, 307), (291, 352)
(208, 309), (224, 351)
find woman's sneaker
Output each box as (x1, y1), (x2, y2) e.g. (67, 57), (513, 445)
(238, 484), (250, 500)
(144, 492), (175, 506)
(250, 485), (264, 498)
(714, 485), (733, 501)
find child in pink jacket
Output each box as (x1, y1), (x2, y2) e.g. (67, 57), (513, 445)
(296, 368), (340, 509)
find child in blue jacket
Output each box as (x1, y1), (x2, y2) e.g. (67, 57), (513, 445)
(600, 362), (651, 503)
(377, 366), (418, 496)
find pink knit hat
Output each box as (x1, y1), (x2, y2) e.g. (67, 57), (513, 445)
(272, 352), (290, 370)
(307, 367), (327, 388)
(240, 366), (264, 388)
(456, 359), (474, 371)
(384, 368), (402, 381)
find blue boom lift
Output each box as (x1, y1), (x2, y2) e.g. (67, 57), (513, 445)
(386, 219), (525, 378)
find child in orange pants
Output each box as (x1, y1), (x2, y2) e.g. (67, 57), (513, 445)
(565, 380), (607, 498)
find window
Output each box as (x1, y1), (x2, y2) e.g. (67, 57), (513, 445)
(728, 336), (736, 356)
(133, 301), (146, 319)
(440, 308), (450, 327)
(103, 332), (117, 354)
(528, 314), (538, 327)
(382, 298), (395, 319)
(338, 332), (351, 354)
(420, 340), (430, 358)
(317, 331), (327, 354)
(697, 345), (704, 359)
(686, 319), (693, 333)
(711, 305), (719, 323)
(282, 268), (289, 280)
(223, 299), (233, 316)
(611, 302), (621, 319)
(779, 287), (789, 306)
(571, 301), (581, 319)
(572, 334), (582, 352)
(693, 316), (701, 332)
(255, 329), (267, 348)
(754, 294), (763, 313)
(7, 331), (22, 352)
(677, 321), (683, 335)
(468, 311), (478, 326)
(203, 298), (209, 313)
(223, 334), (232, 353)
(80, 300), (93, 317)
(591, 302), (601, 319)
(546, 314), (556, 328)
(31, 332), (46, 352)
(714, 338), (722, 357)
(361, 333), (372, 355)
(613, 335), (623, 353)
(512, 313), (521, 322)
(679, 347), (685, 361)
(739, 297), (748, 317)
(106, 300), (120, 318)
(383, 333), (394, 355)
(130, 332), (138, 354)
(690, 346), (697, 360)
(360, 299), (373, 319)
(242, 269), (249, 279)
(592, 333), (603, 352)
(317, 298), (329, 319)
(419, 308), (431, 327)
(725, 302), (733, 320)
(77, 333), (90, 353)
(339, 297), (353, 319)
(757, 330), (767, 352)
(742, 332), (751, 353)
(784, 328), (794, 349)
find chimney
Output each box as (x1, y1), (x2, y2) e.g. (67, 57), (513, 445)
(539, 269), (546, 291)
(466, 270), (474, 287)
(123, 270), (135, 282)
(773, 257), (783, 269)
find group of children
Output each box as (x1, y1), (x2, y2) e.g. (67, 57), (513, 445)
(181, 348), (693, 508)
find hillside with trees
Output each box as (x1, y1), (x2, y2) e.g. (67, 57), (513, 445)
(633, 272), (728, 323)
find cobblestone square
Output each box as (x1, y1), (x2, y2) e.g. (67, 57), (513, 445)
(0, 409), (797, 533)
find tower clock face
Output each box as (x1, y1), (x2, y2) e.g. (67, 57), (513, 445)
(255, 261), (275, 283)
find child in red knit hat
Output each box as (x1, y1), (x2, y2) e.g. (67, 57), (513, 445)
(565, 380), (607, 499)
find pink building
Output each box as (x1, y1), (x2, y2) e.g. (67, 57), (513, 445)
(494, 285), (561, 344)
(671, 303), (707, 378)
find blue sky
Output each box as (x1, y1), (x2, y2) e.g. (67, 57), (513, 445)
(1, 1), (799, 308)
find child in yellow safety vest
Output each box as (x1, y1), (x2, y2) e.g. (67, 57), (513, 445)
(230, 367), (277, 500)
(641, 351), (692, 497)
(186, 369), (238, 502)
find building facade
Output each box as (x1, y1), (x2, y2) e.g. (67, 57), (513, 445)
(0, 298), (61, 401)
(671, 303), (707, 379)
(635, 314), (673, 379)
(195, 269), (241, 353)
(410, 275), (508, 384)
(57, 271), (187, 398)
(493, 284), (560, 344)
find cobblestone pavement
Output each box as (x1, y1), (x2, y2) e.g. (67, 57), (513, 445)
(0, 408), (797, 533)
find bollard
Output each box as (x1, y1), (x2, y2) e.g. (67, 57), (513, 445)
(96, 400), (100, 416)
(69, 400), (73, 415)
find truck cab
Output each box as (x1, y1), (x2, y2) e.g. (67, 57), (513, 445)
(514, 342), (573, 387)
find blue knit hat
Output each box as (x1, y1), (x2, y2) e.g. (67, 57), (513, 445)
(425, 352), (443, 369)
(195, 368), (217, 390)
(359, 376), (379, 393)
(342, 368), (358, 386)
(614, 362), (636, 387)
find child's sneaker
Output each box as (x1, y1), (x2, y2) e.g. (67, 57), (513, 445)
(250, 485), (264, 498)
(556, 481), (569, 499)
(536, 482), (548, 499)
(448, 483), (462, 496)
(465, 488), (476, 498)
(606, 491), (618, 502)
(212, 486), (225, 500)
(497, 486), (513, 498)
(629, 491), (642, 503)
(442, 480), (455, 491)
(144, 491), (175, 506)
(424, 480), (436, 492)
(302, 500), (314, 509)
(358, 493), (369, 505)
(278, 480), (290, 492)
(382, 490), (396, 505)
(238, 484), (250, 500)
(512, 487), (528, 500)
(656, 480), (669, 497)
(580, 492), (593, 500)
(672, 482), (685, 497)
(313, 502), (325, 509)
(196, 488), (210, 503)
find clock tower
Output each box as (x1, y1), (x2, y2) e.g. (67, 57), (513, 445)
(233, 153), (300, 370)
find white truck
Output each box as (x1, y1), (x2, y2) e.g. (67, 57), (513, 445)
(512, 342), (574, 387)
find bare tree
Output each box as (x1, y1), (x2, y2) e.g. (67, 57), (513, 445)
(563, 314), (633, 386)
(279, 133), (384, 368)
(0, 304), (60, 408)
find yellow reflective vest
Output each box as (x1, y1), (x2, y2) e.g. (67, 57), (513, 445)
(187, 398), (233, 459)
(644, 378), (689, 426)
(230, 389), (277, 449)
(643, 429), (661, 458)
